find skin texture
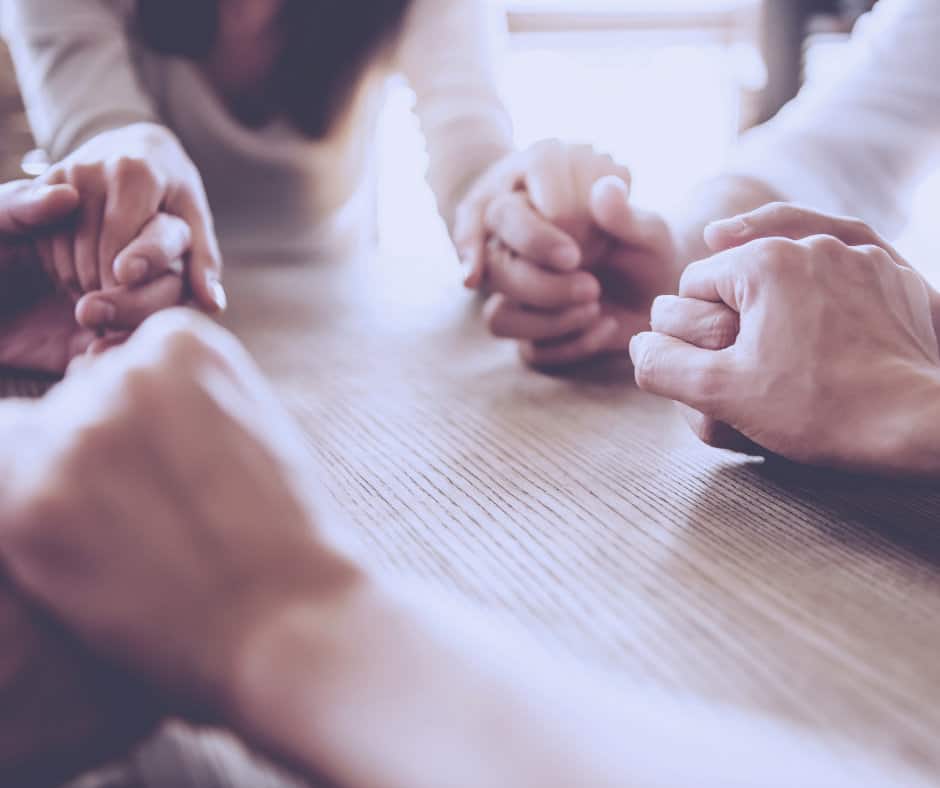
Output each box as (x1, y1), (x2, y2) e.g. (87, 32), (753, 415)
(0, 310), (930, 788)
(41, 123), (226, 313)
(631, 204), (940, 477)
(0, 179), (191, 374)
(456, 140), (678, 368)
(0, 310), (360, 710)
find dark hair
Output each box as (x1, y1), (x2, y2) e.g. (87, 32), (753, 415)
(136, 0), (412, 138)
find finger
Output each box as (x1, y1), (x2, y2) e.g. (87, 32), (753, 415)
(455, 196), (489, 290)
(650, 295), (739, 350)
(50, 232), (80, 300)
(521, 317), (619, 368)
(590, 176), (669, 249)
(455, 159), (526, 290)
(488, 248), (599, 310)
(630, 331), (732, 415)
(705, 202), (902, 261)
(98, 167), (163, 290)
(0, 182), (80, 235)
(524, 141), (631, 216)
(114, 214), (192, 286)
(172, 191), (226, 313)
(484, 293), (601, 341)
(678, 240), (769, 308)
(75, 273), (185, 331)
(484, 192), (581, 271)
(70, 167), (107, 292)
(677, 404), (765, 455)
(88, 333), (132, 356)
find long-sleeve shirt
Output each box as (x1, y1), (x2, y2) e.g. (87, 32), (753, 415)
(1, 0), (514, 261)
(730, 0), (940, 239)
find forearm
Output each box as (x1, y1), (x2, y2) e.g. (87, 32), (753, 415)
(223, 576), (923, 788)
(3, 0), (158, 160)
(401, 0), (515, 233)
(668, 174), (784, 270)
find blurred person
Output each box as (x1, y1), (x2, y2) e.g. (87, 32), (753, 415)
(3, 0), (635, 342)
(470, 0), (940, 475)
(0, 307), (931, 788)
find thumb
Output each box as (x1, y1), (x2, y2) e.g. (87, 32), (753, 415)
(0, 182), (80, 236)
(172, 191), (227, 314)
(589, 175), (633, 240)
(589, 175), (666, 249)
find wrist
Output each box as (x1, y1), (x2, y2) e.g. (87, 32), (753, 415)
(220, 560), (376, 734)
(885, 363), (940, 477)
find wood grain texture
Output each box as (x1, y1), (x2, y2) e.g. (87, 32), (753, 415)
(7, 250), (940, 786)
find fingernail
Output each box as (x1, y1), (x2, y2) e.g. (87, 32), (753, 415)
(554, 244), (581, 269)
(207, 276), (227, 312)
(122, 257), (149, 283)
(84, 299), (116, 326)
(708, 217), (749, 237)
(168, 258), (184, 276)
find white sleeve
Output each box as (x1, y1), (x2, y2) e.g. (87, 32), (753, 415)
(1, 0), (158, 162)
(396, 0), (515, 231)
(730, 0), (940, 237)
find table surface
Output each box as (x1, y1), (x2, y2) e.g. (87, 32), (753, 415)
(7, 251), (940, 787)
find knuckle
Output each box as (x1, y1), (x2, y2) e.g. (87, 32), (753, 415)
(67, 162), (106, 192)
(845, 217), (875, 240)
(111, 156), (160, 190)
(118, 365), (165, 410)
(856, 243), (892, 266)
(805, 233), (846, 258)
(705, 312), (739, 349)
(752, 238), (800, 279)
(649, 294), (678, 325)
(483, 194), (512, 228)
(163, 322), (219, 366)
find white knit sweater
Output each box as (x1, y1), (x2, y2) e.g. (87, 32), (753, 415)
(2, 0), (514, 261)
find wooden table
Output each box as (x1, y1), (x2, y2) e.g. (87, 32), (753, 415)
(7, 251), (940, 786)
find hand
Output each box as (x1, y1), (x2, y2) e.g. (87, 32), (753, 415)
(506, 176), (678, 367)
(41, 122), (226, 312)
(0, 309), (363, 714)
(0, 180), (194, 374)
(456, 141), (677, 367)
(631, 204), (940, 476)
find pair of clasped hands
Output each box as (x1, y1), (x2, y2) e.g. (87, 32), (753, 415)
(9, 127), (938, 477)
(459, 139), (940, 476)
(0, 123), (225, 374)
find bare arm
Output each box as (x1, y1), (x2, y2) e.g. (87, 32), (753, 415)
(224, 579), (932, 788)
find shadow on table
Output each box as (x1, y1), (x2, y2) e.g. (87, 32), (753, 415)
(693, 457), (940, 567)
